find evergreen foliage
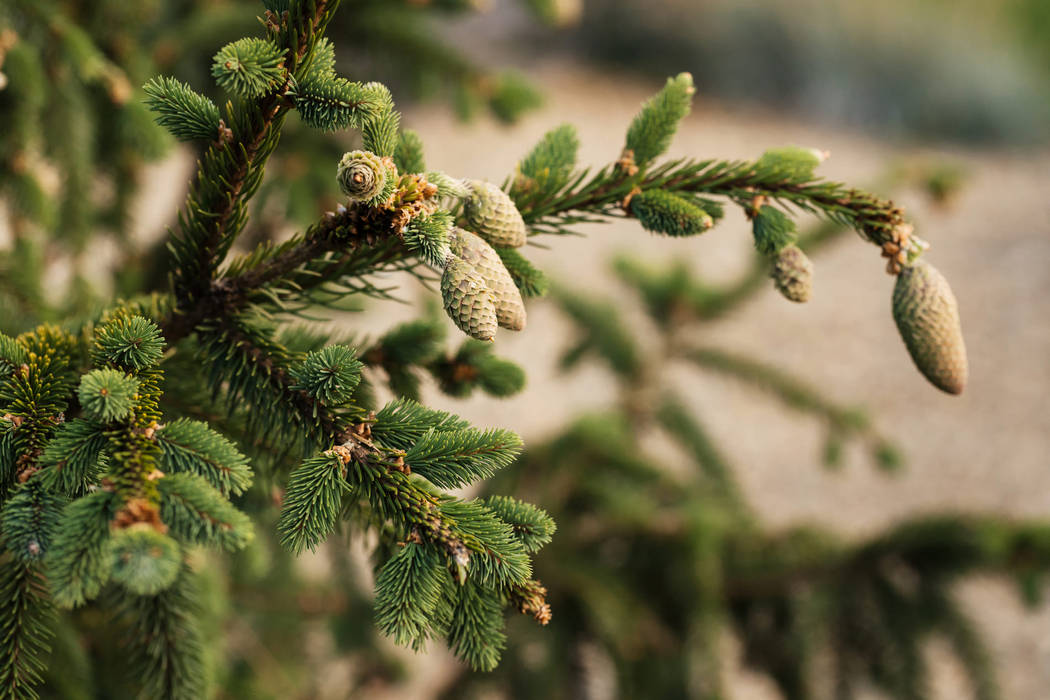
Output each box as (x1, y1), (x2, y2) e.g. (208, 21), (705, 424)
(630, 188), (715, 237)
(0, 1), (1006, 697)
(452, 171), (1031, 699)
(516, 123), (580, 194)
(212, 38), (287, 99)
(143, 77), (221, 143)
(288, 345), (363, 405)
(624, 72), (695, 167)
(0, 561), (54, 699)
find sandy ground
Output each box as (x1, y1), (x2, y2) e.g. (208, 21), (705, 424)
(343, 62), (1050, 699)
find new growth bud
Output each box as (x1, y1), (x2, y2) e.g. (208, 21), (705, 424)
(630, 189), (714, 237)
(78, 369), (140, 423)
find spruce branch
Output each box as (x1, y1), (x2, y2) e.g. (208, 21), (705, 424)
(0, 480), (65, 564)
(624, 72), (695, 168)
(517, 156), (910, 251)
(109, 566), (207, 700)
(292, 76), (376, 132)
(404, 427), (523, 489)
(373, 542), (447, 650)
(277, 453), (348, 554)
(394, 129), (427, 174)
(445, 579), (507, 672)
(47, 490), (117, 608)
(0, 559), (54, 699)
(513, 123), (579, 196)
(161, 204), (411, 345)
(165, 0), (340, 339)
(482, 496), (556, 554)
(34, 419), (107, 497)
(157, 473), (254, 552)
(154, 420), (252, 498)
(211, 38), (287, 99)
(142, 78), (221, 143)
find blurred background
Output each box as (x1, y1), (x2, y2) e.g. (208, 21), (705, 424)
(347, 2), (1050, 696)
(2, 0), (1049, 697)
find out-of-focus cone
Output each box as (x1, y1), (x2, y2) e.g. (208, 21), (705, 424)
(892, 260), (968, 395)
(771, 244), (813, 303)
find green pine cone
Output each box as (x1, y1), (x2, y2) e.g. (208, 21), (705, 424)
(449, 228), (527, 331)
(441, 257), (499, 341)
(771, 244), (813, 303)
(630, 189), (713, 237)
(892, 260), (968, 395)
(337, 150), (394, 205)
(463, 180), (528, 248)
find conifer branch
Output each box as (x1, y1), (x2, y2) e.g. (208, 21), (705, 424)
(517, 157), (908, 249)
(165, 0), (345, 340)
(109, 567), (207, 700)
(0, 559), (54, 698)
(161, 204), (410, 344)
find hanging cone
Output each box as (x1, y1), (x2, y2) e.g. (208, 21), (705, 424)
(449, 228), (527, 331)
(441, 257), (498, 341)
(462, 180), (528, 248)
(892, 260), (968, 395)
(771, 244), (813, 303)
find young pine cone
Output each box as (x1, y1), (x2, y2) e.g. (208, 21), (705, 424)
(449, 228), (527, 331)
(771, 244), (813, 303)
(337, 150), (392, 205)
(892, 260), (968, 395)
(441, 258), (498, 342)
(462, 180), (528, 248)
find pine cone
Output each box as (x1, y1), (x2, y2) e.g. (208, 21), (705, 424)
(463, 180), (528, 248)
(450, 228), (526, 331)
(337, 150), (391, 204)
(892, 260), (968, 395)
(441, 257), (498, 341)
(771, 244), (813, 303)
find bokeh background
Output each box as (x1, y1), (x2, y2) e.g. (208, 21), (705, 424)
(360, 1), (1050, 696)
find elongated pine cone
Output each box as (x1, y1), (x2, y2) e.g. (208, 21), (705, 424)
(463, 180), (528, 248)
(337, 150), (391, 204)
(892, 260), (968, 394)
(449, 228), (526, 331)
(771, 244), (813, 303)
(441, 257), (498, 341)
